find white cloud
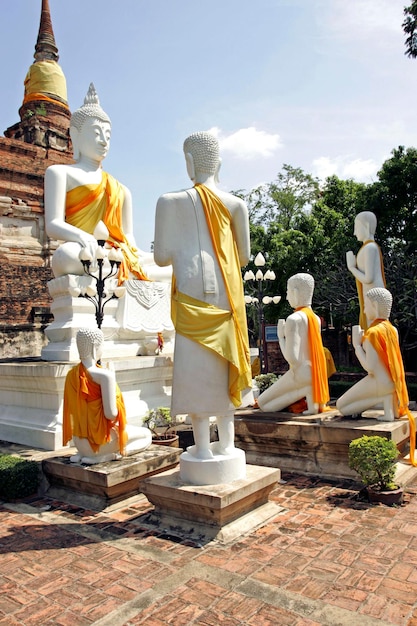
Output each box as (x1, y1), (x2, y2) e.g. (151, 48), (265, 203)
(208, 126), (283, 160)
(312, 156), (379, 182)
(319, 0), (403, 40)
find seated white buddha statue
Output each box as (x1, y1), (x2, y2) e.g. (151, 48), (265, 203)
(337, 288), (412, 423)
(41, 83), (173, 360)
(257, 273), (330, 415)
(44, 82), (168, 283)
(63, 327), (152, 464)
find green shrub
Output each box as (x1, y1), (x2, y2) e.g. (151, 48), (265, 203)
(348, 435), (398, 491)
(143, 407), (175, 437)
(254, 373), (278, 394)
(0, 455), (40, 501)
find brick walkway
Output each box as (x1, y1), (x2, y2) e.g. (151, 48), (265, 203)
(1, 472), (417, 626)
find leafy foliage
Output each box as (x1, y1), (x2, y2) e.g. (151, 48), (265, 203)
(403, 2), (417, 58)
(348, 435), (398, 491)
(0, 455), (40, 501)
(238, 152), (417, 366)
(254, 373), (278, 394)
(143, 407), (176, 438)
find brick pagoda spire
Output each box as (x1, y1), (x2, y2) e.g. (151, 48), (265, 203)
(4, 0), (71, 152)
(0, 0), (74, 354)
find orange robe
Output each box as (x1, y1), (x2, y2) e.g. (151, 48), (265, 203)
(364, 319), (416, 466)
(171, 184), (251, 407)
(297, 307), (330, 408)
(65, 171), (148, 283)
(63, 363), (127, 454)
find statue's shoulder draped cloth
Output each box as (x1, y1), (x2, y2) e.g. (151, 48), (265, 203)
(364, 319), (416, 466)
(171, 184), (251, 407)
(356, 240), (386, 331)
(297, 307), (330, 408)
(65, 171), (148, 282)
(63, 362), (127, 454)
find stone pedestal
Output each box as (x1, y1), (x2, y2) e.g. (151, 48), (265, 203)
(41, 275), (174, 361)
(139, 464), (281, 544)
(0, 355), (173, 450)
(234, 407), (416, 481)
(43, 445), (182, 510)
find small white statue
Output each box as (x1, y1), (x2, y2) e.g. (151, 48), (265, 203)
(337, 288), (410, 422)
(154, 131), (251, 483)
(346, 211), (385, 330)
(63, 327), (152, 464)
(257, 273), (330, 415)
(44, 82), (167, 282)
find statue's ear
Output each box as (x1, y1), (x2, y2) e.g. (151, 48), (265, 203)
(70, 126), (80, 161)
(215, 157), (222, 184)
(185, 152), (195, 182)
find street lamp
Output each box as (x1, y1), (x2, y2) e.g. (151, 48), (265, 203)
(68, 220), (126, 330)
(244, 252), (281, 374)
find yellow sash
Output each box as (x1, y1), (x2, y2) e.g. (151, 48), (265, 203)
(297, 307), (330, 407)
(63, 363), (127, 454)
(66, 171), (148, 283)
(171, 184), (251, 407)
(356, 240), (386, 331)
(364, 319), (416, 466)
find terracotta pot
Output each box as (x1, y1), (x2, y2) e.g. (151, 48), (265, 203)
(366, 486), (403, 506)
(152, 434), (179, 448)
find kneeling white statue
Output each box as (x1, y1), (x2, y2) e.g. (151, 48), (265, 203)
(257, 273), (330, 415)
(63, 328), (152, 464)
(337, 288), (411, 422)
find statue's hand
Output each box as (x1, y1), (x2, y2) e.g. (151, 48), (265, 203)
(78, 234), (98, 261)
(352, 325), (363, 349)
(277, 319), (286, 340)
(346, 250), (356, 270)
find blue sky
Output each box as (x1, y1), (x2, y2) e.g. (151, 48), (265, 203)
(1, 0), (416, 251)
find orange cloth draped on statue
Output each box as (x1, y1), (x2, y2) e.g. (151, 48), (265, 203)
(356, 240), (386, 331)
(364, 319), (416, 466)
(65, 171), (148, 283)
(171, 184), (251, 407)
(297, 307), (330, 408)
(63, 363), (127, 454)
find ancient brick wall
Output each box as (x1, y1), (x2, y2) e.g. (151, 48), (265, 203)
(0, 137), (72, 340)
(0, 265), (53, 324)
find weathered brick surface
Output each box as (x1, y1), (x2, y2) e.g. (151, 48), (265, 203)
(1, 470), (417, 625)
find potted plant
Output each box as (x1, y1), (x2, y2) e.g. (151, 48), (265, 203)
(254, 373), (278, 395)
(143, 407), (179, 447)
(348, 435), (403, 505)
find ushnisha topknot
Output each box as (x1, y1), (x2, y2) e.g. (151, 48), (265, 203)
(287, 272), (315, 304)
(366, 287), (393, 319)
(70, 83), (111, 132)
(183, 131), (220, 175)
(76, 327), (104, 360)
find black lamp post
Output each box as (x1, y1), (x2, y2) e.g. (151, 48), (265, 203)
(70, 220), (126, 330)
(244, 252), (280, 374)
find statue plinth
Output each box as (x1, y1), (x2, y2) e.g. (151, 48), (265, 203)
(41, 275), (175, 361)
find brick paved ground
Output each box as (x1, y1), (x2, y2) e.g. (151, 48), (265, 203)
(1, 472), (417, 626)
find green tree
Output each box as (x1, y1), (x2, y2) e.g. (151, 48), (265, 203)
(366, 146), (417, 252)
(403, 1), (417, 58)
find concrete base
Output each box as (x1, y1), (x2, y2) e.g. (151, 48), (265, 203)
(234, 407), (416, 481)
(41, 276), (174, 362)
(42, 444), (182, 509)
(180, 445), (246, 485)
(139, 464), (281, 534)
(0, 354), (173, 450)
